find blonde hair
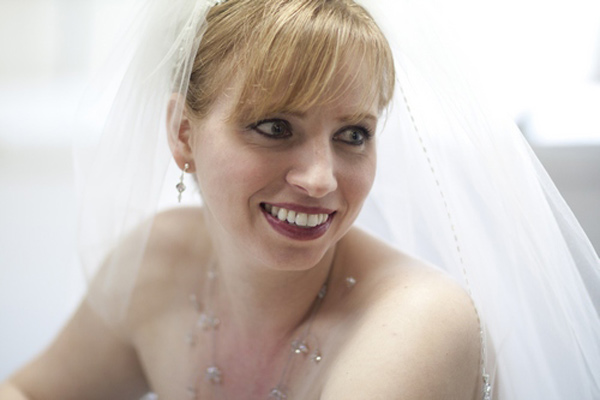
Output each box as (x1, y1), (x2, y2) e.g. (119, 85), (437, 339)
(186, 0), (395, 123)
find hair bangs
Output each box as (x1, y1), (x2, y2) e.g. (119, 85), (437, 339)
(232, 1), (395, 124)
(186, 0), (395, 124)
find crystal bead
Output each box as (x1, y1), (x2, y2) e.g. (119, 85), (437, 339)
(176, 182), (186, 193)
(198, 313), (220, 330)
(268, 387), (288, 399)
(483, 387), (491, 400)
(207, 269), (218, 280)
(317, 284), (328, 299)
(482, 373), (492, 400)
(197, 313), (210, 328)
(291, 340), (309, 354)
(206, 366), (222, 384)
(311, 350), (322, 363)
(345, 276), (357, 288)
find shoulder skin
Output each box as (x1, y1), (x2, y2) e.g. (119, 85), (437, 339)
(322, 228), (482, 400)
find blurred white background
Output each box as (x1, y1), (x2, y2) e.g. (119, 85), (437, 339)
(0, 0), (139, 380)
(1, 0), (599, 381)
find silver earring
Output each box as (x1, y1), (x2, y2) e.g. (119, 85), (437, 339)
(177, 163), (189, 203)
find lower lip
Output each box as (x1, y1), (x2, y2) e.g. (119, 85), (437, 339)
(261, 208), (334, 241)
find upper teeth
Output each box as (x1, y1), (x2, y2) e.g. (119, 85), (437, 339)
(264, 204), (329, 228)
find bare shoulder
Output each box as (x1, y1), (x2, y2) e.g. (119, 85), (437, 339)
(323, 228), (481, 400)
(3, 208), (209, 400)
(88, 207), (208, 306)
(125, 207), (211, 326)
(145, 206), (209, 258)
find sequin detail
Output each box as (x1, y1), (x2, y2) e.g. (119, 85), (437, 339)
(268, 387), (288, 399)
(206, 366), (222, 384)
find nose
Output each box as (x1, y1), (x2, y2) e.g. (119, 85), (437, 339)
(286, 142), (338, 198)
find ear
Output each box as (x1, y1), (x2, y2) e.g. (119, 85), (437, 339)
(167, 93), (196, 172)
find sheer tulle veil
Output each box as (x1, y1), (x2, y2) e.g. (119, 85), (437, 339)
(73, 0), (600, 398)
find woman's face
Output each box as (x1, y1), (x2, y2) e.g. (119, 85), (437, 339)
(189, 81), (378, 270)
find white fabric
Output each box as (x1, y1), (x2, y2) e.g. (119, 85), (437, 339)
(74, 0), (211, 323)
(363, 2), (600, 398)
(74, 0), (600, 398)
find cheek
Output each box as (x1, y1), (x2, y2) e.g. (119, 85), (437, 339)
(341, 153), (377, 203)
(194, 141), (274, 206)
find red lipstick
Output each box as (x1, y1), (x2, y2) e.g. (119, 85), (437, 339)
(261, 204), (334, 241)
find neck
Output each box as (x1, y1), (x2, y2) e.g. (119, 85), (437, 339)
(208, 239), (336, 340)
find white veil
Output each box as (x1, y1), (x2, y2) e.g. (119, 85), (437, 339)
(74, 0), (212, 324)
(361, 2), (600, 398)
(74, 0), (600, 398)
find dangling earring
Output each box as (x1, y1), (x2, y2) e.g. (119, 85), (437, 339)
(177, 163), (189, 203)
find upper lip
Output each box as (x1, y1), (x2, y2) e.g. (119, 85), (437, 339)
(262, 202), (336, 215)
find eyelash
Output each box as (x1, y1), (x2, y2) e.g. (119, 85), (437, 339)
(335, 126), (373, 146)
(248, 119), (373, 146)
(248, 119), (291, 139)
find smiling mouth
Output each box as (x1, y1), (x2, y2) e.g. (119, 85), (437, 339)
(262, 203), (331, 228)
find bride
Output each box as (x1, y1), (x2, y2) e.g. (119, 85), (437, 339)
(1, 0), (598, 399)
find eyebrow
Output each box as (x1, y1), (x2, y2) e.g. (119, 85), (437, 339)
(338, 114), (378, 124)
(285, 111), (378, 124)
(286, 111), (307, 118)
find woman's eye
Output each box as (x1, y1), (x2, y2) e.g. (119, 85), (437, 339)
(250, 119), (291, 138)
(335, 127), (371, 146)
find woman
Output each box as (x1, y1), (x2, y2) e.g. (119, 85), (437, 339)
(1, 0), (599, 399)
